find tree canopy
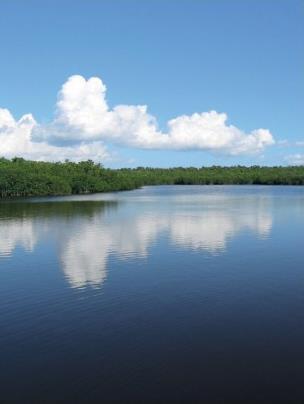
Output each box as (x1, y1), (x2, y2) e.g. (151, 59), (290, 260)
(0, 157), (303, 198)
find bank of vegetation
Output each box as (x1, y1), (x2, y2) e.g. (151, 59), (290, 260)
(0, 157), (303, 198)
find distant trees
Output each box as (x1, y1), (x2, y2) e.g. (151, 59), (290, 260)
(117, 165), (304, 187)
(0, 157), (303, 198)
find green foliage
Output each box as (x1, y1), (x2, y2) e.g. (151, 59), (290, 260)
(116, 165), (304, 188)
(0, 157), (303, 198)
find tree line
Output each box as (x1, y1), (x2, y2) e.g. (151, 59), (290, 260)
(0, 157), (303, 198)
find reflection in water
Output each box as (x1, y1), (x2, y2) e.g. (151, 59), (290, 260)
(0, 218), (36, 256)
(170, 210), (272, 251)
(61, 209), (272, 288)
(60, 214), (168, 288)
(62, 223), (109, 289)
(0, 190), (274, 288)
(1, 192), (274, 288)
(0, 200), (116, 259)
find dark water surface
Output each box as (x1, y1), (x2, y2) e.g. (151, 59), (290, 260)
(1, 186), (304, 402)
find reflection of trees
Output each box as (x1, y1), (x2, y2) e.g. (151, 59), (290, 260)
(0, 201), (116, 257)
(0, 200), (117, 220)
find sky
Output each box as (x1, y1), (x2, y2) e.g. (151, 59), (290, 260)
(0, 0), (303, 167)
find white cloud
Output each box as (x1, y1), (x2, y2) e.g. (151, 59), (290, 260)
(45, 75), (275, 154)
(166, 112), (274, 154)
(0, 108), (109, 162)
(284, 154), (304, 165)
(1, 74), (275, 160)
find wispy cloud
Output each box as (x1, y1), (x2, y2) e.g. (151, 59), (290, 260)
(285, 153), (304, 166)
(284, 154), (304, 165)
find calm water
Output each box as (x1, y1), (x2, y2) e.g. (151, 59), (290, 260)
(1, 185), (304, 402)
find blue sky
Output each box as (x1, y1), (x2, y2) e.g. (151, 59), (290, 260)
(0, 0), (303, 167)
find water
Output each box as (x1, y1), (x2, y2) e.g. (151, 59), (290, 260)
(0, 185), (304, 402)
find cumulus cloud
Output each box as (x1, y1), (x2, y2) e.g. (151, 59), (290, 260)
(1, 74), (275, 160)
(0, 108), (108, 161)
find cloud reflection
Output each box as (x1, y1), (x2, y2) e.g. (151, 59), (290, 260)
(0, 218), (36, 256)
(0, 193), (273, 288)
(59, 198), (272, 288)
